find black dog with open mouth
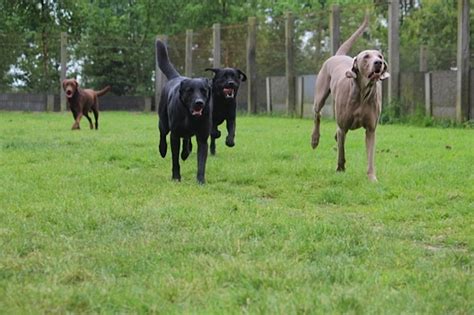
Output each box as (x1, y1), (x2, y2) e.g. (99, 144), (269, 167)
(205, 67), (247, 155)
(156, 40), (212, 184)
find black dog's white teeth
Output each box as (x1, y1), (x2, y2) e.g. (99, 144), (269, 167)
(192, 108), (203, 116)
(223, 88), (235, 98)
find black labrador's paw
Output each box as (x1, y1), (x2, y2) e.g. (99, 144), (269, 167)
(210, 142), (216, 155)
(225, 137), (235, 147)
(211, 130), (221, 139)
(181, 139), (192, 160)
(159, 140), (167, 158)
(172, 175), (181, 182)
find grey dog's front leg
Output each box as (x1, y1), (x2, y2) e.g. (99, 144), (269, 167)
(336, 127), (347, 172)
(365, 129), (377, 181)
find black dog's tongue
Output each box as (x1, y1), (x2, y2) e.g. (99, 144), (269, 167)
(223, 88), (235, 98)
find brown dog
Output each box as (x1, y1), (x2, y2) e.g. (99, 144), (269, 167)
(311, 16), (389, 181)
(62, 79), (111, 130)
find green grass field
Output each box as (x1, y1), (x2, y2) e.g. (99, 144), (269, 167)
(0, 111), (472, 313)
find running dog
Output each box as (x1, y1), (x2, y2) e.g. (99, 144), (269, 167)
(311, 15), (389, 181)
(62, 79), (110, 130)
(156, 40), (212, 184)
(205, 67), (246, 155)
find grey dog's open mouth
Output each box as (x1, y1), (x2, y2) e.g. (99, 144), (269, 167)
(368, 71), (381, 80)
(223, 88), (235, 98)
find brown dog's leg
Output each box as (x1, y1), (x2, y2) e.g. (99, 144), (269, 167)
(84, 113), (93, 129)
(92, 108), (99, 130)
(72, 112), (82, 130)
(365, 129), (377, 181)
(336, 127), (347, 172)
(311, 69), (331, 149)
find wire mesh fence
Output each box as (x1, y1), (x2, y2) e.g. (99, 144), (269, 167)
(0, 2), (472, 118)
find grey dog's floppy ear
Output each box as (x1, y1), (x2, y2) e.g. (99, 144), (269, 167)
(237, 69), (247, 82)
(345, 57), (358, 79)
(380, 60), (390, 80)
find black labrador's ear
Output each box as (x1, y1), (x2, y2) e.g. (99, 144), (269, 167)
(205, 68), (219, 76)
(236, 69), (247, 82)
(179, 79), (189, 103)
(345, 57), (358, 79)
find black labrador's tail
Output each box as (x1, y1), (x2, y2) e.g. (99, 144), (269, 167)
(156, 40), (180, 80)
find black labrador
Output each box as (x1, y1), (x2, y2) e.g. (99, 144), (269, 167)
(205, 67), (246, 155)
(156, 40), (212, 184)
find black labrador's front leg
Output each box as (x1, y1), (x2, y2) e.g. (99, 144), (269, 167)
(196, 135), (209, 184)
(225, 117), (236, 147)
(210, 126), (220, 155)
(170, 133), (181, 181)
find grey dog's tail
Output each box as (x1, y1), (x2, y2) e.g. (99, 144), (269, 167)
(156, 40), (180, 80)
(335, 14), (369, 56)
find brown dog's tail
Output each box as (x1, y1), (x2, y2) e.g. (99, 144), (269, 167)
(96, 85), (111, 97)
(335, 14), (369, 56)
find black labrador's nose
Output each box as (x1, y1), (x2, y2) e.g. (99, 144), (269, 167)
(194, 99), (204, 107)
(227, 81), (236, 87)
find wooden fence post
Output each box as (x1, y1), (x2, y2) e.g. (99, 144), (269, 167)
(185, 29), (193, 77)
(266, 77), (272, 113)
(388, 0), (400, 104)
(330, 5), (340, 55)
(285, 12), (296, 116)
(144, 97), (151, 112)
(297, 76), (304, 118)
(425, 72), (432, 117)
(329, 5), (341, 118)
(155, 35), (168, 112)
(46, 94), (54, 112)
(419, 45), (428, 72)
(456, 0), (470, 122)
(213, 23), (221, 68)
(60, 32), (67, 112)
(247, 17), (257, 114)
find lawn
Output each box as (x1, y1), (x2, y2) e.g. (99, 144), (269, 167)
(0, 111), (472, 314)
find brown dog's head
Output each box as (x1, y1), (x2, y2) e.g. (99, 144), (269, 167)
(62, 79), (78, 99)
(346, 50), (390, 81)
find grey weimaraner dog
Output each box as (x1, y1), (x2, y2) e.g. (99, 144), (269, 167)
(311, 15), (389, 181)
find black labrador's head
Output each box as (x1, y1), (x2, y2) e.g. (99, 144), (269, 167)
(179, 78), (212, 118)
(205, 68), (247, 99)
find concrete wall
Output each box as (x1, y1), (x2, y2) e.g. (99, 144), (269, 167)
(267, 69), (473, 120)
(0, 93), (47, 111)
(431, 71), (457, 119)
(0, 94), (153, 112)
(470, 69), (474, 120)
(399, 72), (425, 114)
(1, 69), (473, 120)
